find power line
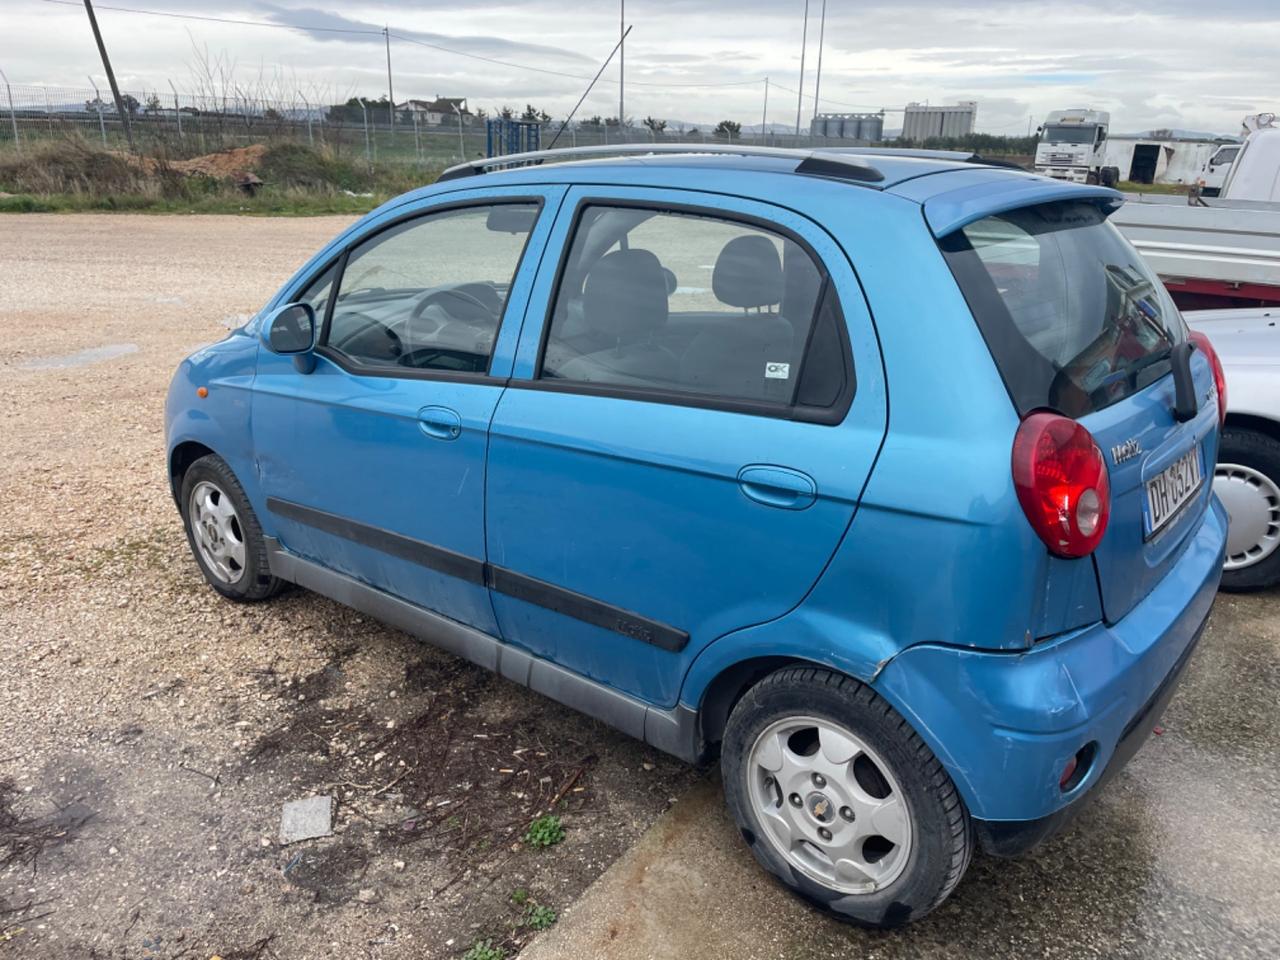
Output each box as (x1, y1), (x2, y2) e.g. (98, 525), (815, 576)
(40, 0), (383, 35)
(40, 0), (766, 90)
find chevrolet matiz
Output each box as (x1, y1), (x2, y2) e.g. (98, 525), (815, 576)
(165, 145), (1228, 927)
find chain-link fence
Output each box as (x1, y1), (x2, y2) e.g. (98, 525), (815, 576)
(0, 81), (880, 169)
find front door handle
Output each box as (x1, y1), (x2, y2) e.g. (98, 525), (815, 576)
(737, 465), (817, 510)
(418, 405), (462, 441)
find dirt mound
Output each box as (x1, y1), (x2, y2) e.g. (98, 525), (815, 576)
(127, 144), (267, 180)
(170, 144), (268, 178)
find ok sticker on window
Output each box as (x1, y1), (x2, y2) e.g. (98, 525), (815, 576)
(764, 362), (791, 380)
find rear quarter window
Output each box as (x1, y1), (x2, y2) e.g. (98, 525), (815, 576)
(940, 200), (1188, 418)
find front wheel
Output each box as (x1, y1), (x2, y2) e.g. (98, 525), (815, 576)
(179, 454), (284, 601)
(721, 667), (973, 928)
(1215, 428), (1280, 591)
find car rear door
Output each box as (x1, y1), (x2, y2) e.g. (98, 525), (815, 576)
(252, 186), (564, 633)
(483, 186), (888, 707)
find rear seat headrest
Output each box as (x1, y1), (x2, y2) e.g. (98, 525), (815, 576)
(713, 235), (784, 309)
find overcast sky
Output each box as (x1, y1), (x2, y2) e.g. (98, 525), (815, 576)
(5, 0), (1277, 135)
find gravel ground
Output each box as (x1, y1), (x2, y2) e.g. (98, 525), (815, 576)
(0, 214), (696, 959)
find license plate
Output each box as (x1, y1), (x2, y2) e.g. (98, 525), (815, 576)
(1143, 446), (1203, 537)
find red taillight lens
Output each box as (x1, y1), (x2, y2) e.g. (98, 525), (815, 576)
(1188, 330), (1227, 427)
(1012, 412), (1112, 558)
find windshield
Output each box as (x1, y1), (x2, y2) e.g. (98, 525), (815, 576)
(941, 201), (1188, 417)
(1041, 124), (1097, 144)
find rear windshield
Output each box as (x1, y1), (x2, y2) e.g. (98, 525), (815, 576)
(941, 200), (1187, 417)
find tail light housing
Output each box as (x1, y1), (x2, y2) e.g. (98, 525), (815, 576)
(1012, 413), (1111, 558)
(1188, 330), (1227, 427)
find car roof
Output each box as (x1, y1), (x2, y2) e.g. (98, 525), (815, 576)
(436, 147), (993, 193)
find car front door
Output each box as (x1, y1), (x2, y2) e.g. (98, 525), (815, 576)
(252, 186), (563, 633)
(483, 187), (888, 706)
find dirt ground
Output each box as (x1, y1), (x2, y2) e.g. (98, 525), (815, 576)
(0, 214), (697, 959)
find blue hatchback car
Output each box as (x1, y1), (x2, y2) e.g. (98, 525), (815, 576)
(166, 145), (1228, 927)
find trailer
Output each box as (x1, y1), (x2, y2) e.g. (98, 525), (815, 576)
(1111, 114), (1280, 309)
(1112, 195), (1280, 308)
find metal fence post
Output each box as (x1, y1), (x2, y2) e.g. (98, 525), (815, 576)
(412, 110), (420, 162)
(168, 80), (182, 140)
(0, 69), (18, 150)
(301, 94), (314, 147)
(360, 100), (371, 166)
(452, 104), (465, 160)
(89, 77), (107, 146)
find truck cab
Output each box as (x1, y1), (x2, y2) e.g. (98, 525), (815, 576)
(1199, 144), (1241, 197)
(1035, 109), (1117, 186)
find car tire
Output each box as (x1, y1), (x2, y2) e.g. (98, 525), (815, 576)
(179, 454), (285, 602)
(1215, 428), (1280, 592)
(721, 666), (973, 928)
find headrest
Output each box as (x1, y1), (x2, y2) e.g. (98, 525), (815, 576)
(583, 249), (669, 339)
(713, 235), (784, 309)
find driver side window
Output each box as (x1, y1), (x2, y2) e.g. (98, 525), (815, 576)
(324, 202), (539, 374)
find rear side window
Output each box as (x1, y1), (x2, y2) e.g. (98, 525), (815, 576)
(941, 201), (1187, 417)
(539, 205), (852, 416)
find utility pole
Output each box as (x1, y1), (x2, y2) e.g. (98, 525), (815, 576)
(618, 0), (625, 140)
(812, 0), (826, 120)
(383, 27), (395, 132)
(82, 0), (133, 150)
(795, 0), (809, 139)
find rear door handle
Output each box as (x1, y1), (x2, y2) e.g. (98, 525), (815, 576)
(418, 405), (462, 441)
(737, 465), (817, 510)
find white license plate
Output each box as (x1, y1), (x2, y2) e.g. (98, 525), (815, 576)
(1144, 446), (1203, 537)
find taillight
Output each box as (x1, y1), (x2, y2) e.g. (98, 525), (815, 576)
(1012, 412), (1111, 558)
(1188, 331), (1227, 427)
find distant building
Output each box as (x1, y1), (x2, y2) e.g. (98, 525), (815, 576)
(1102, 131), (1239, 185)
(810, 112), (885, 142)
(901, 102), (976, 141)
(399, 97), (474, 126)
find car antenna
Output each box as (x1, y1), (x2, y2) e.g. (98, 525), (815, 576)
(546, 24), (633, 151)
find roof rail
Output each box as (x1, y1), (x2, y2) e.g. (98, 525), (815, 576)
(436, 143), (885, 184)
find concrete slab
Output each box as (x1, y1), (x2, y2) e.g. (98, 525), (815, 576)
(279, 794), (334, 845)
(521, 590), (1280, 959)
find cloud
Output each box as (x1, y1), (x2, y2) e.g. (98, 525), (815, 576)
(9, 0), (1276, 134)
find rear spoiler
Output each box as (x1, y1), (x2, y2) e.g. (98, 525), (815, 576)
(922, 177), (1124, 238)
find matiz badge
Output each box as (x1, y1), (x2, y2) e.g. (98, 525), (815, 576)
(1111, 438), (1142, 464)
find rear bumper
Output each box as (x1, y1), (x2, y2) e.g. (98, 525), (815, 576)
(874, 497), (1226, 848)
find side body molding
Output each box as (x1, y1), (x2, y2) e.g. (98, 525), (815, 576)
(264, 540), (702, 761)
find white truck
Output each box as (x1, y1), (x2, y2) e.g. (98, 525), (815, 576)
(1034, 109), (1119, 186)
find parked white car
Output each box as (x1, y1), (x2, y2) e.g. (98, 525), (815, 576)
(1186, 308), (1280, 589)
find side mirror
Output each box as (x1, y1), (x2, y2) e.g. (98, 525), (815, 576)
(261, 302), (317, 373)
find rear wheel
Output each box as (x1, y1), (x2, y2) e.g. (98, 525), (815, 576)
(721, 667), (973, 928)
(1215, 428), (1280, 591)
(179, 454), (284, 601)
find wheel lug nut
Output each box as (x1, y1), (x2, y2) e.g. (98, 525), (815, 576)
(839, 806), (854, 822)
(788, 793), (802, 807)
(812, 774), (826, 788)
(818, 827), (832, 841)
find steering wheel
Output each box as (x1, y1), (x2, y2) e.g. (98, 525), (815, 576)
(409, 287), (498, 328)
